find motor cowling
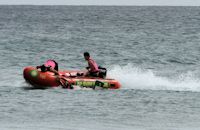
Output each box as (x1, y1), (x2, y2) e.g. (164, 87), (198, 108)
(98, 66), (107, 78)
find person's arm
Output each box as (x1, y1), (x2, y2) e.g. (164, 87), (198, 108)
(88, 60), (96, 72)
(36, 66), (41, 69)
(49, 67), (59, 75)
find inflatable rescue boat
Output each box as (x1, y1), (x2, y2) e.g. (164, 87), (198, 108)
(23, 66), (121, 89)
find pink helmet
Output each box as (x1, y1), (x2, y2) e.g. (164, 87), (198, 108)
(44, 60), (56, 68)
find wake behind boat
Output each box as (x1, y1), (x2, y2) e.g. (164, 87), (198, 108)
(23, 66), (121, 90)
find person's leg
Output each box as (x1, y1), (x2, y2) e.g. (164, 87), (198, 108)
(89, 72), (99, 77)
(59, 76), (73, 89)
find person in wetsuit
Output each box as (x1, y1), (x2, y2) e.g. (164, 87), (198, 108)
(36, 60), (59, 74)
(36, 60), (73, 89)
(83, 52), (99, 77)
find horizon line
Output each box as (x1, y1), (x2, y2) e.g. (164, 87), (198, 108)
(0, 4), (200, 7)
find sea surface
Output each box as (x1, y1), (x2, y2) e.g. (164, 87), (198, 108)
(1, 6), (200, 130)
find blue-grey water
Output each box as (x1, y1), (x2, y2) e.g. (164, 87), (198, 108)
(1, 6), (200, 130)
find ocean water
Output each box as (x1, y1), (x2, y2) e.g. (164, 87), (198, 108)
(1, 6), (200, 130)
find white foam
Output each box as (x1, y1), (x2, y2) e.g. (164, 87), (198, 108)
(108, 64), (200, 92)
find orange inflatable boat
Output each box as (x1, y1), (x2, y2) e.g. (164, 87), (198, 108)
(23, 66), (121, 89)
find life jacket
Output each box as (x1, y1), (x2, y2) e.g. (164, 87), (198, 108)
(88, 58), (99, 73)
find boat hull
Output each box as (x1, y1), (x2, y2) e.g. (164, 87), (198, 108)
(23, 66), (121, 89)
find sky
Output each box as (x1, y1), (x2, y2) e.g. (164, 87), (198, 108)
(0, 0), (200, 6)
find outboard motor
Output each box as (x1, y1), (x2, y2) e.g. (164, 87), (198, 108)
(98, 66), (107, 78)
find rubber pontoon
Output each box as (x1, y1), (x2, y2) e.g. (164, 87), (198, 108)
(23, 66), (121, 89)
